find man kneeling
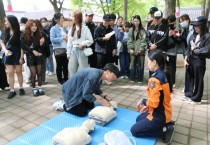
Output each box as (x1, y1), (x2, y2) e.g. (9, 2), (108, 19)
(62, 63), (120, 117)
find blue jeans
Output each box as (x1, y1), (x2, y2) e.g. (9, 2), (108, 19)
(130, 55), (145, 82)
(69, 48), (89, 77)
(46, 45), (54, 72)
(119, 44), (130, 77)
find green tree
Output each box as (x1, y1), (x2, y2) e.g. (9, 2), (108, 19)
(0, 0), (6, 30)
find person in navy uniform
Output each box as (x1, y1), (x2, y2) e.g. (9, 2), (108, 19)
(131, 49), (174, 144)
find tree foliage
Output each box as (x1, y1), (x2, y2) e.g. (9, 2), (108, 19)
(0, 0), (6, 30)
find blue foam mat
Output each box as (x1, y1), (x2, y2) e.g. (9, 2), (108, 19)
(7, 106), (157, 145)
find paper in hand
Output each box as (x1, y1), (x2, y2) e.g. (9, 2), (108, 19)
(105, 31), (115, 38)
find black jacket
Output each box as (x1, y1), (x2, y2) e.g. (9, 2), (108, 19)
(187, 33), (210, 59)
(85, 21), (97, 50)
(94, 23), (116, 54)
(148, 19), (169, 51)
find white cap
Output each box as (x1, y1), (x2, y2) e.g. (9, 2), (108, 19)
(154, 11), (163, 19)
(86, 10), (94, 16)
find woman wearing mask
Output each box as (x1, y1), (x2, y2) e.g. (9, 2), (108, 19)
(171, 14), (194, 57)
(50, 13), (69, 86)
(40, 17), (54, 76)
(67, 11), (93, 77)
(0, 15), (25, 99)
(184, 16), (210, 104)
(127, 15), (147, 83)
(21, 19), (45, 97)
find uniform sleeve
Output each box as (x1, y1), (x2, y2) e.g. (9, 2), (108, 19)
(146, 78), (162, 108)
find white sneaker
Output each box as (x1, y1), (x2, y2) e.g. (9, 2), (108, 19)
(187, 99), (201, 105)
(45, 71), (49, 75)
(138, 81), (142, 84)
(180, 96), (189, 101)
(48, 72), (54, 76)
(130, 80), (134, 83)
(102, 80), (112, 85)
(124, 76), (128, 79)
(119, 76), (124, 79)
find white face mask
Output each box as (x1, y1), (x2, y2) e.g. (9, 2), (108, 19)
(41, 22), (48, 28)
(20, 25), (26, 31)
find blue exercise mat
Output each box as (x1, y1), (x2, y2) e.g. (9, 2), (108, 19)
(7, 107), (157, 145)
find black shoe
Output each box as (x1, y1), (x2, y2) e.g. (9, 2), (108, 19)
(19, 88), (25, 96)
(7, 91), (17, 99)
(38, 89), (45, 95)
(162, 125), (175, 144)
(33, 90), (39, 97)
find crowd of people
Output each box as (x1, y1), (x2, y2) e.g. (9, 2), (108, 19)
(0, 6), (210, 144)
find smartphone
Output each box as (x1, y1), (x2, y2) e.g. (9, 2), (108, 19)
(173, 30), (179, 34)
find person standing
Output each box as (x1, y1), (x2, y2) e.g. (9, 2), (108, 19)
(0, 30), (9, 90)
(94, 14), (117, 69)
(184, 16), (210, 104)
(127, 15), (147, 83)
(50, 13), (69, 86)
(21, 19), (45, 97)
(20, 17), (31, 84)
(67, 11), (93, 77)
(85, 10), (97, 68)
(0, 15), (25, 99)
(145, 7), (158, 30)
(109, 13), (124, 65)
(40, 17), (54, 76)
(119, 22), (130, 79)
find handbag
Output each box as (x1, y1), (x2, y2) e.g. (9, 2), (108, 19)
(84, 47), (93, 56)
(54, 48), (67, 56)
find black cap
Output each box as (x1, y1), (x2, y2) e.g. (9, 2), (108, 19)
(103, 14), (110, 21)
(192, 16), (207, 26)
(109, 13), (116, 20)
(148, 7), (158, 14)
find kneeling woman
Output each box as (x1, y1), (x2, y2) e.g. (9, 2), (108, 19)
(130, 49), (173, 144)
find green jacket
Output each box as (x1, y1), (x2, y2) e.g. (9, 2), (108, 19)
(127, 27), (147, 55)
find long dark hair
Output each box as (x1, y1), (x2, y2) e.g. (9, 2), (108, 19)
(148, 49), (165, 69)
(132, 15), (144, 40)
(193, 23), (209, 38)
(71, 11), (83, 39)
(3, 15), (20, 46)
(52, 12), (63, 26)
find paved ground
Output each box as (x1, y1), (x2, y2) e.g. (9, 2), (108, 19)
(0, 55), (210, 145)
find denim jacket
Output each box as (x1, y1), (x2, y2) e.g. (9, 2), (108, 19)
(62, 68), (103, 110)
(50, 24), (68, 49)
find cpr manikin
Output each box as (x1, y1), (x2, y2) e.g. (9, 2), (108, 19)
(53, 119), (96, 145)
(88, 101), (118, 126)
